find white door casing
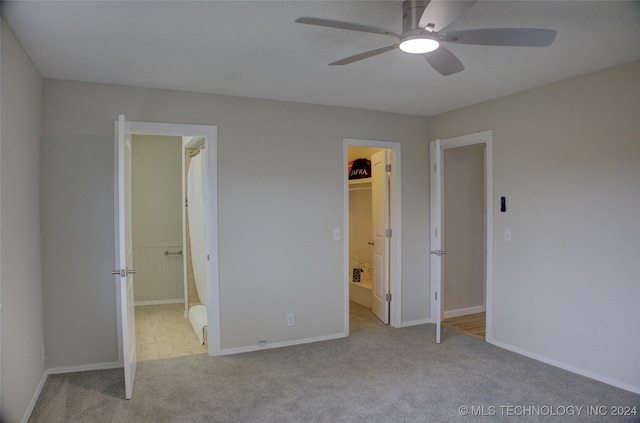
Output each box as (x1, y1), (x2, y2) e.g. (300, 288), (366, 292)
(114, 114), (137, 399)
(429, 139), (443, 343)
(371, 150), (390, 324)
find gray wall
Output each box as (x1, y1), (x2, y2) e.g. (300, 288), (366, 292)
(0, 19), (45, 422)
(132, 135), (183, 250)
(40, 79), (431, 366)
(131, 135), (184, 303)
(429, 60), (640, 392)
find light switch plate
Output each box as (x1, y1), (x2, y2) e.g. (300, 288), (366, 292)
(333, 228), (341, 241)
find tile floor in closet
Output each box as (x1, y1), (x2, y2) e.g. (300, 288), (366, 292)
(135, 303), (207, 361)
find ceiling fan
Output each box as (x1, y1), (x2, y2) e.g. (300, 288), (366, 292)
(296, 0), (556, 76)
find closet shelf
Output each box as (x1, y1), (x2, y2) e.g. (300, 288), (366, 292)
(348, 178), (371, 186)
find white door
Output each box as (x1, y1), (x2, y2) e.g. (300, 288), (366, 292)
(429, 139), (445, 343)
(113, 114), (137, 399)
(371, 150), (390, 324)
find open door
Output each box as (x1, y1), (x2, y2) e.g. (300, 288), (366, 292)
(371, 150), (390, 324)
(113, 114), (137, 399)
(429, 139), (445, 343)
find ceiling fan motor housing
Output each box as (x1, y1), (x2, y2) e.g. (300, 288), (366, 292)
(402, 0), (429, 33)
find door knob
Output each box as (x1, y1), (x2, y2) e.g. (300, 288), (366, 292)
(112, 269), (137, 277)
(429, 250), (448, 256)
(368, 241), (375, 246)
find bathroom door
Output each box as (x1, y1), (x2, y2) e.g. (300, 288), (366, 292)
(371, 150), (390, 324)
(114, 114), (137, 399)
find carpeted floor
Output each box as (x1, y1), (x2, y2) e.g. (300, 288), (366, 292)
(29, 303), (639, 422)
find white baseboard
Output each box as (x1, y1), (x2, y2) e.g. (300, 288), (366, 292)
(46, 361), (122, 375)
(443, 305), (485, 319)
(21, 371), (48, 423)
(134, 298), (184, 306)
(218, 332), (346, 356)
(487, 338), (640, 395)
(398, 318), (432, 327)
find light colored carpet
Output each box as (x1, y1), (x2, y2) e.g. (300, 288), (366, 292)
(29, 303), (639, 422)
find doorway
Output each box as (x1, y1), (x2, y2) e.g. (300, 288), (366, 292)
(129, 134), (208, 360)
(429, 131), (493, 343)
(114, 118), (220, 397)
(343, 139), (402, 332)
(441, 144), (486, 338)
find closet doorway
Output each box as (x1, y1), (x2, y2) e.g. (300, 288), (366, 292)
(344, 139), (402, 331)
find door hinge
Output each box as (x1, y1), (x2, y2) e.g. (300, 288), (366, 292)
(385, 293), (392, 302)
(386, 164), (392, 172)
(386, 229), (392, 237)
(435, 292), (438, 301)
(434, 163), (437, 173)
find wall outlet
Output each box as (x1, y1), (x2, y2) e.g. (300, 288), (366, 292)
(286, 313), (295, 327)
(42, 347), (46, 363)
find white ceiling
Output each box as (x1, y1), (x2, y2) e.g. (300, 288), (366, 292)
(3, 0), (640, 117)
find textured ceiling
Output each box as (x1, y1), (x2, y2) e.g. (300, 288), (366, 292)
(3, 0), (640, 116)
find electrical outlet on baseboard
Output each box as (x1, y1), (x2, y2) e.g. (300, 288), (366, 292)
(286, 313), (295, 327)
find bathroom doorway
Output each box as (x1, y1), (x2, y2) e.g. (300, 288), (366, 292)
(114, 119), (220, 379)
(130, 134), (208, 360)
(344, 139), (402, 331)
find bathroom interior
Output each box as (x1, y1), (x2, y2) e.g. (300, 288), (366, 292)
(348, 146), (386, 315)
(130, 134), (209, 361)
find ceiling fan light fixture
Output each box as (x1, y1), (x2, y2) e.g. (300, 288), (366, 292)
(399, 36), (439, 54)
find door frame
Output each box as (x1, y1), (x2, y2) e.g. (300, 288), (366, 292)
(115, 120), (221, 358)
(343, 139), (402, 332)
(430, 130), (493, 341)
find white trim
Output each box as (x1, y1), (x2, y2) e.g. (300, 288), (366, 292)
(398, 318), (432, 327)
(219, 333), (346, 356)
(46, 361), (122, 375)
(431, 131), (493, 341)
(115, 120), (221, 357)
(442, 305), (486, 319)
(134, 299), (184, 306)
(20, 372), (48, 423)
(488, 339), (640, 395)
(343, 139), (402, 329)
(181, 140), (188, 318)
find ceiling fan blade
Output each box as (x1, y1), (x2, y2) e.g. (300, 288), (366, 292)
(295, 17), (400, 38)
(424, 46), (464, 76)
(444, 28), (557, 46)
(330, 44), (399, 66)
(419, 0), (478, 32)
